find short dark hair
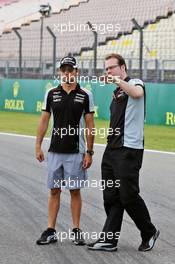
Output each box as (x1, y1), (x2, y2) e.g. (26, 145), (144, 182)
(105, 53), (127, 72)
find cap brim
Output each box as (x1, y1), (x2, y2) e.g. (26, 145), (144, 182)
(60, 64), (77, 68)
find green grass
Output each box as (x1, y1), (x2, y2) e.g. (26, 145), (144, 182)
(0, 111), (175, 152)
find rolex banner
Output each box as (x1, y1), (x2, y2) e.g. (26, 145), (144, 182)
(0, 79), (175, 125)
(0, 79), (54, 113)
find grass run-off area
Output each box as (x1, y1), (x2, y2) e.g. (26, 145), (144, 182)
(0, 111), (175, 152)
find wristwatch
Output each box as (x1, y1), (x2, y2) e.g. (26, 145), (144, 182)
(86, 150), (94, 156)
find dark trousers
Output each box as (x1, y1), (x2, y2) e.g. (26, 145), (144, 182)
(101, 146), (156, 244)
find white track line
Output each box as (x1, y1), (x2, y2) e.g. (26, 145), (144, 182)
(0, 132), (175, 155)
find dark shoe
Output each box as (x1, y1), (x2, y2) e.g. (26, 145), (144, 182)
(71, 228), (86, 245)
(138, 230), (160, 251)
(87, 239), (118, 252)
(36, 228), (57, 245)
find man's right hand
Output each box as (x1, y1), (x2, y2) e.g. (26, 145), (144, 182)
(36, 147), (45, 162)
(99, 75), (120, 84)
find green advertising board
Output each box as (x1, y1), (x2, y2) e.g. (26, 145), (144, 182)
(145, 83), (175, 125)
(0, 79), (175, 125)
(0, 79), (55, 113)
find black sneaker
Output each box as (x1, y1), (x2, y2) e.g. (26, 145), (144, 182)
(36, 228), (58, 245)
(138, 230), (160, 251)
(87, 239), (118, 252)
(71, 228), (86, 245)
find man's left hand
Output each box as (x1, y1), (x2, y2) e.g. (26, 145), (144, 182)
(82, 153), (92, 169)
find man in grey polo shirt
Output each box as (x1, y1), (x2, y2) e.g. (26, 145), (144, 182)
(88, 53), (159, 252)
(35, 56), (95, 246)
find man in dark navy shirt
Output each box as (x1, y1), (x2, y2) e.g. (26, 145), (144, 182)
(35, 56), (95, 246)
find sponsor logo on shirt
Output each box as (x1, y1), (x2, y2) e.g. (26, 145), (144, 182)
(74, 94), (85, 104)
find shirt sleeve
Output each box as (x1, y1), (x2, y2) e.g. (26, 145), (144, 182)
(84, 90), (95, 115)
(42, 89), (52, 113)
(130, 78), (145, 88)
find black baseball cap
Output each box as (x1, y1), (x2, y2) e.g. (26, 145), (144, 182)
(57, 56), (78, 69)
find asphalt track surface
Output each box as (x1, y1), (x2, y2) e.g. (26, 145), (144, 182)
(0, 133), (175, 264)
